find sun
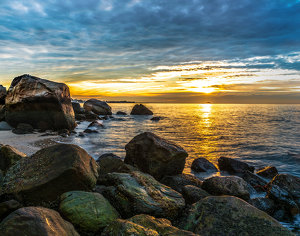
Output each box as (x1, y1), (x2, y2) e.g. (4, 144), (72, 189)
(184, 80), (217, 93)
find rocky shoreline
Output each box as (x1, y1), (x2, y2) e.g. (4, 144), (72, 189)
(0, 75), (299, 235)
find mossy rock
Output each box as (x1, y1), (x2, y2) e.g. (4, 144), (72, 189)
(59, 191), (119, 233)
(180, 196), (294, 236)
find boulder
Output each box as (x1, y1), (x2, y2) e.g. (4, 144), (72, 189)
(71, 101), (82, 114)
(5, 74), (76, 131)
(102, 214), (197, 236)
(202, 176), (250, 200)
(12, 123), (34, 134)
(88, 120), (104, 128)
(2, 144), (98, 205)
(151, 116), (161, 121)
(59, 191), (119, 233)
(0, 200), (22, 221)
(0, 121), (12, 131)
(160, 174), (203, 193)
(130, 104), (153, 115)
(256, 166), (278, 179)
(240, 170), (268, 192)
(269, 174), (300, 200)
(84, 110), (99, 121)
(83, 128), (99, 134)
(0, 85), (6, 104)
(84, 99), (112, 115)
(218, 156), (254, 174)
(96, 154), (136, 176)
(124, 132), (188, 180)
(182, 185), (210, 204)
(0, 207), (79, 236)
(249, 197), (275, 215)
(101, 171), (185, 220)
(116, 111), (127, 115)
(191, 158), (218, 172)
(0, 105), (5, 121)
(180, 196), (294, 236)
(0, 145), (26, 172)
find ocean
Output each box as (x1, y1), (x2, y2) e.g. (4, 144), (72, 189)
(65, 103), (300, 233)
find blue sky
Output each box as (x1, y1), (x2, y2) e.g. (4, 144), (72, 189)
(0, 0), (300, 102)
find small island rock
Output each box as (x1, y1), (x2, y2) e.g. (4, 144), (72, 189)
(84, 99), (112, 115)
(130, 104), (153, 115)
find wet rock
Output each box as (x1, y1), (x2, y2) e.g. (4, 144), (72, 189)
(0, 121), (12, 131)
(2, 144), (98, 205)
(84, 99), (112, 115)
(101, 171), (185, 220)
(256, 166), (278, 179)
(125, 132), (188, 180)
(182, 185), (210, 204)
(102, 214), (197, 236)
(12, 123), (34, 134)
(0, 200), (22, 221)
(269, 174), (300, 200)
(0, 105), (5, 121)
(160, 174), (203, 193)
(5, 74), (76, 131)
(240, 170), (268, 192)
(83, 128), (99, 133)
(202, 176), (250, 200)
(84, 110), (99, 121)
(249, 197), (275, 215)
(96, 154), (136, 176)
(78, 132), (85, 137)
(218, 156), (255, 174)
(0, 145), (26, 173)
(180, 196), (294, 236)
(59, 191), (119, 233)
(130, 104), (153, 115)
(71, 101), (82, 114)
(58, 128), (70, 137)
(191, 158), (218, 172)
(116, 111), (127, 115)
(151, 116), (161, 121)
(0, 207), (79, 236)
(0, 85), (6, 104)
(75, 113), (86, 121)
(88, 120), (104, 128)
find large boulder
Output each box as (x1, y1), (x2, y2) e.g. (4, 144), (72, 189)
(160, 174), (203, 193)
(0, 85), (6, 104)
(0, 200), (22, 221)
(2, 144), (98, 205)
(124, 132), (188, 180)
(0, 207), (79, 236)
(182, 185), (210, 204)
(180, 196), (294, 236)
(100, 171), (185, 220)
(71, 101), (83, 114)
(130, 104), (153, 115)
(218, 156), (254, 174)
(269, 174), (300, 200)
(249, 197), (275, 215)
(240, 170), (268, 192)
(84, 99), (112, 115)
(202, 176), (250, 200)
(256, 166), (278, 179)
(5, 74), (76, 130)
(102, 214), (197, 236)
(59, 191), (119, 233)
(0, 145), (26, 173)
(97, 154), (136, 175)
(191, 158), (218, 172)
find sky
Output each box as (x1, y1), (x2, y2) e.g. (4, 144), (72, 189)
(0, 0), (300, 103)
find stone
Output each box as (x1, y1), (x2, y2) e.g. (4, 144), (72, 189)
(0, 121), (12, 131)
(256, 166), (278, 179)
(101, 171), (185, 220)
(202, 176), (250, 200)
(151, 116), (161, 121)
(116, 111), (127, 115)
(130, 104), (153, 115)
(0, 207), (79, 236)
(182, 185), (210, 204)
(84, 110), (99, 120)
(2, 144), (98, 205)
(180, 196), (294, 236)
(102, 214), (197, 236)
(124, 132), (188, 180)
(191, 158), (218, 172)
(0, 145), (26, 172)
(249, 197), (275, 215)
(218, 156), (255, 174)
(59, 191), (119, 233)
(240, 170), (268, 192)
(0, 105), (5, 121)
(0, 85), (6, 104)
(84, 99), (112, 115)
(269, 174), (300, 200)
(71, 101), (82, 114)
(5, 74), (76, 131)
(0, 200), (22, 221)
(12, 123), (34, 134)
(160, 174), (203, 193)
(88, 120), (104, 128)
(83, 128), (99, 133)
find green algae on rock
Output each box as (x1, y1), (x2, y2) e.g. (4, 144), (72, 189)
(59, 191), (119, 233)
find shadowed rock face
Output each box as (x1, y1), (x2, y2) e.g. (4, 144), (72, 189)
(5, 74), (76, 130)
(0, 207), (79, 236)
(125, 132), (188, 180)
(130, 104), (153, 115)
(180, 196), (294, 236)
(2, 144), (98, 205)
(0, 85), (6, 104)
